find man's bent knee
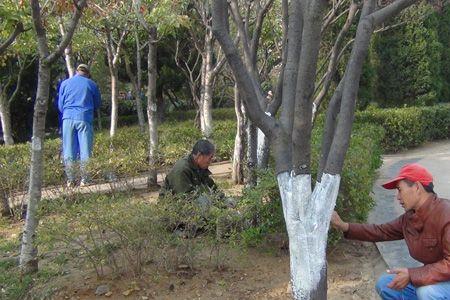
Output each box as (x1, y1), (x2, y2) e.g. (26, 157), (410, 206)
(376, 274), (395, 297)
(416, 284), (447, 300)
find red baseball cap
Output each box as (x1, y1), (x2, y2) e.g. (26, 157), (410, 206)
(382, 163), (433, 190)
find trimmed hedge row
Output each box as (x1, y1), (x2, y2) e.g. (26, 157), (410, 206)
(356, 104), (450, 151)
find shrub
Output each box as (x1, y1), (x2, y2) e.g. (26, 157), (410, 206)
(38, 193), (168, 277)
(356, 104), (450, 151)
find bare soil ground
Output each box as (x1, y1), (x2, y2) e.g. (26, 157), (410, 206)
(38, 237), (384, 300)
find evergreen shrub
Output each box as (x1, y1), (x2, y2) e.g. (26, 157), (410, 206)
(356, 104), (450, 151)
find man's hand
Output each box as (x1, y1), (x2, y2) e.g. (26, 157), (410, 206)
(387, 268), (410, 290)
(330, 211), (349, 232)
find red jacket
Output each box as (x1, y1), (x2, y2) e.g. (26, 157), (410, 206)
(345, 195), (450, 286)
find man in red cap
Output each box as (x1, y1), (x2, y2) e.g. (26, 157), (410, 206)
(331, 163), (450, 299)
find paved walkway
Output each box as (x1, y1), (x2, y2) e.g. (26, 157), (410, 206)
(368, 140), (450, 269)
(8, 161), (233, 208)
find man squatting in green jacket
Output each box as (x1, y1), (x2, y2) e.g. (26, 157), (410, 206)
(161, 139), (217, 196)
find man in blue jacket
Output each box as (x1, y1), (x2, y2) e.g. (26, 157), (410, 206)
(58, 64), (101, 187)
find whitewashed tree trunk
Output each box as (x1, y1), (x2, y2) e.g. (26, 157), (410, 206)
(0, 98), (13, 145)
(277, 173), (340, 298)
(109, 69), (119, 137)
(0, 58), (28, 146)
(232, 83), (245, 184)
(257, 113), (270, 169)
(105, 28), (127, 138)
(246, 122), (257, 186)
(146, 28), (158, 187)
(200, 30), (214, 138)
(212, 0), (417, 297)
(20, 0), (86, 274)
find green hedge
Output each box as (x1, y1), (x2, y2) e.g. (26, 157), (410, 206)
(0, 117), (236, 197)
(356, 104), (450, 151)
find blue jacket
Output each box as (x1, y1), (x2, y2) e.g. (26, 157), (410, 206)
(58, 74), (101, 123)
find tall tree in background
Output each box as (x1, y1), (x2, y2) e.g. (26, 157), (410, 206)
(123, 24), (146, 133)
(213, 0), (422, 298)
(133, 0), (187, 186)
(175, 0), (226, 138)
(20, 0), (86, 274)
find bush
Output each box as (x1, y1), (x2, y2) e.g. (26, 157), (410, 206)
(38, 193), (168, 277)
(356, 104), (450, 151)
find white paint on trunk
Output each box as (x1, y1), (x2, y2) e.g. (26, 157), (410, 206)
(0, 101), (14, 145)
(32, 137), (42, 151)
(110, 72), (118, 137)
(257, 112), (271, 167)
(277, 172), (340, 299)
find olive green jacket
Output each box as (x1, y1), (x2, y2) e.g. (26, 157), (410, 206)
(161, 155), (217, 195)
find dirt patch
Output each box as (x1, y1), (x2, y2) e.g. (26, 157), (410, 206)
(40, 238), (385, 300)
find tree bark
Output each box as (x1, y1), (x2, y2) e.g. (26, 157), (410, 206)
(135, 30), (146, 132)
(146, 27), (158, 187)
(20, 62), (50, 274)
(105, 28), (127, 138)
(59, 19), (75, 77)
(0, 96), (13, 145)
(232, 83), (245, 184)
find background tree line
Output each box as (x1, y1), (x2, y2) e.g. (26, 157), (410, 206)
(1, 3), (449, 144)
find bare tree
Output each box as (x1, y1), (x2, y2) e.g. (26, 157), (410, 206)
(212, 0), (420, 298)
(20, 0), (86, 274)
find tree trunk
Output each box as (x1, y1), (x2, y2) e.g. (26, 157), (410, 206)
(20, 0), (86, 275)
(1, 189), (11, 216)
(200, 31), (214, 138)
(135, 30), (146, 132)
(0, 97), (14, 145)
(20, 61), (51, 274)
(277, 172), (339, 299)
(109, 68), (119, 137)
(257, 111), (270, 169)
(146, 28), (158, 187)
(246, 121), (257, 187)
(232, 83), (245, 184)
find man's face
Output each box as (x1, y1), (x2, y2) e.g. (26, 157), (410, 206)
(194, 153), (214, 169)
(396, 180), (419, 211)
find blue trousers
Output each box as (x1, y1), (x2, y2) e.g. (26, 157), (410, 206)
(62, 119), (93, 182)
(376, 274), (450, 299)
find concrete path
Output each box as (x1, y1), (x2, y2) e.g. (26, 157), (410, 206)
(368, 140), (450, 269)
(8, 161), (233, 208)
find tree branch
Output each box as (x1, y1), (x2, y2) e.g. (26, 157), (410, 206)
(46, 0), (87, 64)
(0, 22), (24, 56)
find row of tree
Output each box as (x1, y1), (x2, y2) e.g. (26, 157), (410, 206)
(1, 0), (448, 299)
